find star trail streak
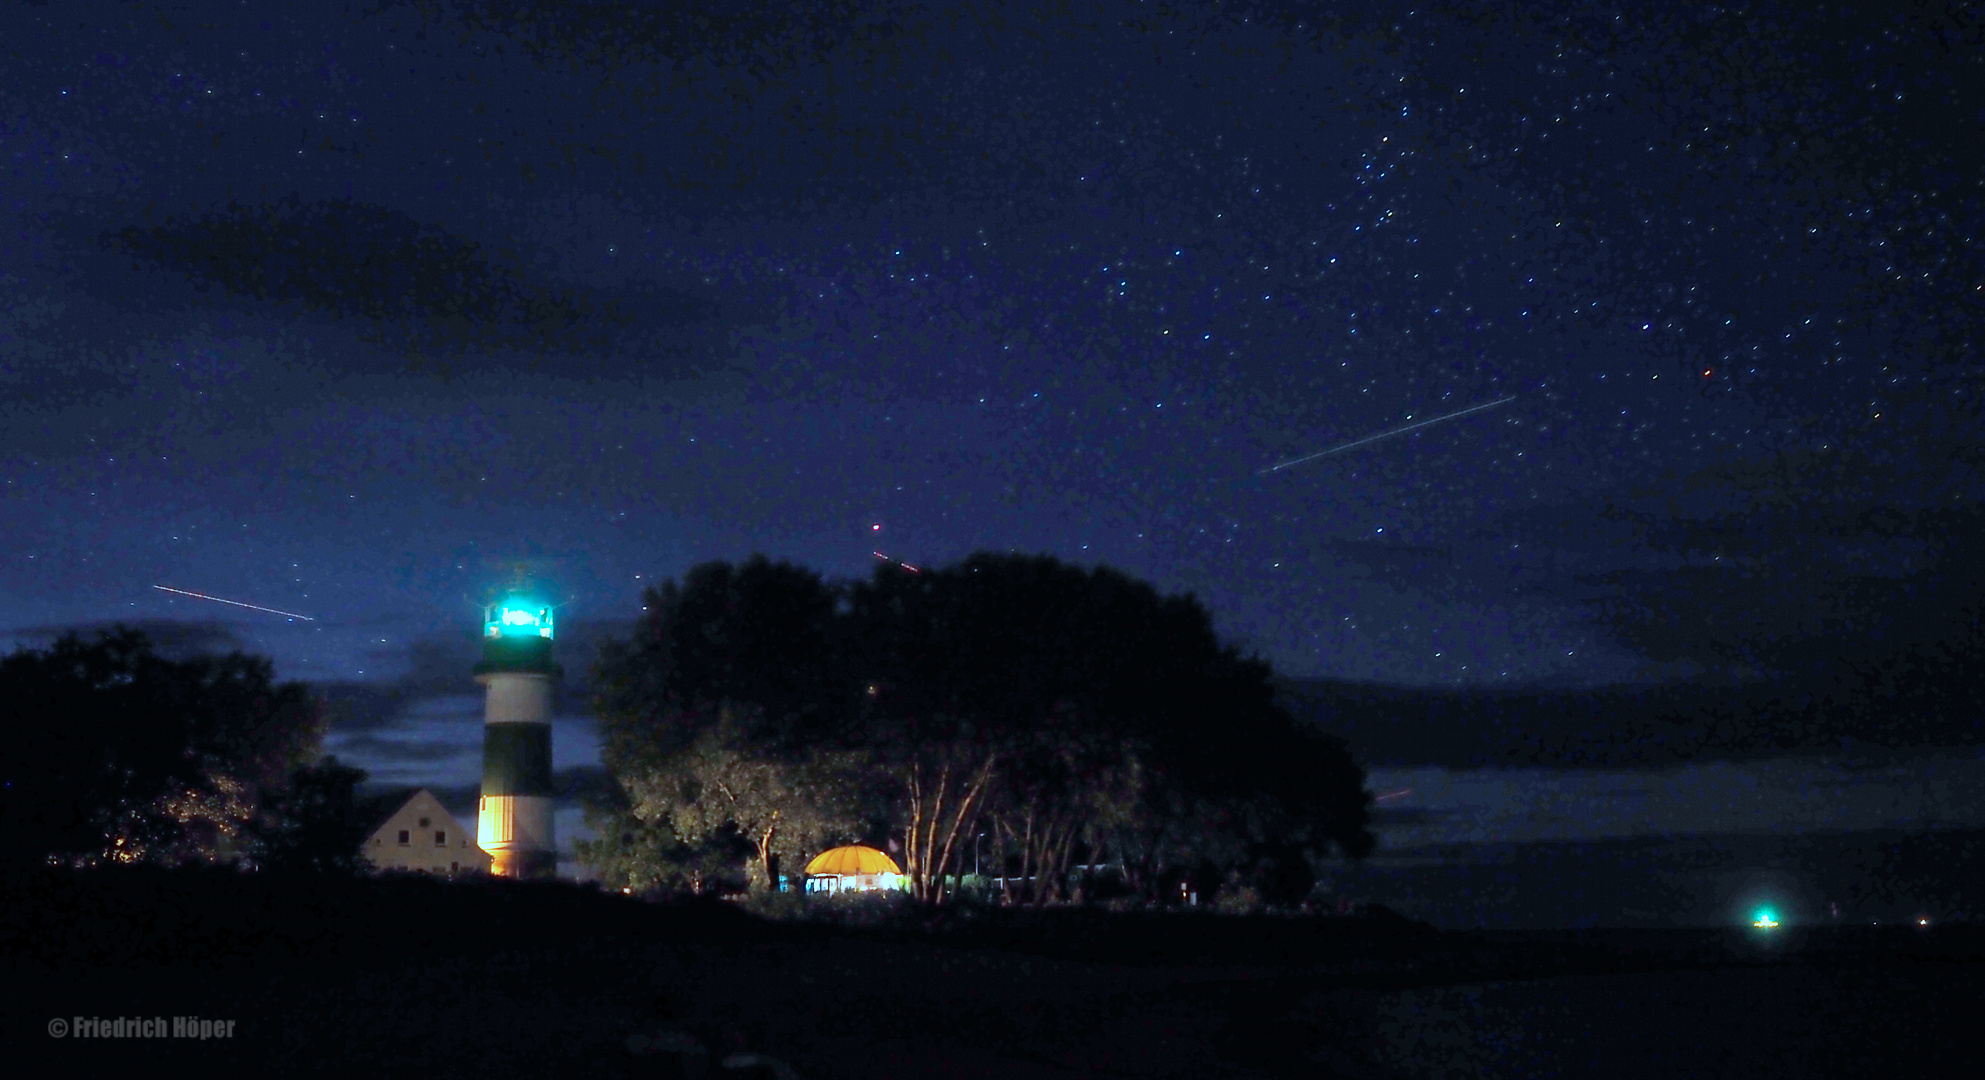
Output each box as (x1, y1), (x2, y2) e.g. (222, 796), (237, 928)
(1259, 396), (1519, 476)
(872, 552), (921, 574)
(152, 585), (316, 621)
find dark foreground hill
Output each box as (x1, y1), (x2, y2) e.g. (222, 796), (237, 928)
(6, 866), (1981, 1079)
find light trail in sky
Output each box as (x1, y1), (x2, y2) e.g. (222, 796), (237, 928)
(1259, 395), (1518, 475)
(872, 551), (921, 574)
(1374, 788), (1414, 802)
(152, 585), (316, 621)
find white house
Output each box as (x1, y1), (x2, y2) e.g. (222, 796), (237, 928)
(363, 788), (490, 876)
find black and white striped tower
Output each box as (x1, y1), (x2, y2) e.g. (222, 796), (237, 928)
(475, 590), (559, 878)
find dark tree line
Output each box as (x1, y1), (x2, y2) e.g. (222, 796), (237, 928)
(585, 551), (1375, 906)
(0, 629), (372, 874)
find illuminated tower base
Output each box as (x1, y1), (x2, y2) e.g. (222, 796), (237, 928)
(475, 593), (560, 879)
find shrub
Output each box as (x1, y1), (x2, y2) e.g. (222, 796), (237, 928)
(1215, 884), (1262, 914)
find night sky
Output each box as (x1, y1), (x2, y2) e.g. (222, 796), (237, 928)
(5, 2), (1981, 920)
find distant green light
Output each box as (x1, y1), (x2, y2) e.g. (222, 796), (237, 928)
(1752, 908), (1780, 929)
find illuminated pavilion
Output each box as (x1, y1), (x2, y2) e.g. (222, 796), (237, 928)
(802, 845), (904, 895)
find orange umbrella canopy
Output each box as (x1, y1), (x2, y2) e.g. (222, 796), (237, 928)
(803, 845), (902, 876)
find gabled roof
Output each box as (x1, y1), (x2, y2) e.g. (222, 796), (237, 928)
(363, 788), (472, 842)
(358, 788), (418, 838)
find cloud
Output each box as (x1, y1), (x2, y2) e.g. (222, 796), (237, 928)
(1, 618), (247, 662)
(330, 733), (476, 764)
(318, 618), (623, 739)
(554, 764), (614, 803)
(91, 197), (737, 377)
(361, 615), (626, 691)
(397, 781), (481, 813)
(1369, 805), (1462, 827)
(317, 682), (425, 734)
(360, 636), (486, 698)
(542, 616), (631, 697)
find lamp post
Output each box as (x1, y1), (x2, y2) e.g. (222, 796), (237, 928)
(975, 833), (983, 878)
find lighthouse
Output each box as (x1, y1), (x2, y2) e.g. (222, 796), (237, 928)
(475, 589), (559, 878)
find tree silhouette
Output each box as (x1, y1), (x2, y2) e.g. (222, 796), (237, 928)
(581, 814), (751, 897)
(591, 556), (872, 894)
(590, 551), (1376, 906)
(847, 552), (1374, 904)
(0, 629), (325, 868)
(250, 756), (374, 875)
(593, 554), (857, 771)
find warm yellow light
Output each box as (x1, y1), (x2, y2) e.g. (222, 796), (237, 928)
(479, 796), (515, 846)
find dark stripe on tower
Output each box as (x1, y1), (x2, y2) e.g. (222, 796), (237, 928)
(475, 635), (561, 677)
(481, 723), (554, 797)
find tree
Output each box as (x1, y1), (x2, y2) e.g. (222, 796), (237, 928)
(591, 551), (1378, 907)
(576, 802), (749, 897)
(847, 552), (1376, 905)
(1097, 768), (1347, 908)
(591, 557), (871, 894)
(576, 800), (687, 896)
(843, 555), (1075, 904)
(0, 629), (325, 868)
(982, 724), (1141, 907)
(615, 704), (868, 894)
(250, 756), (374, 874)
(593, 554), (857, 774)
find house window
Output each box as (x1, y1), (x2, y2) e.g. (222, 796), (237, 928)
(435, 830), (447, 846)
(418, 817), (431, 828)
(398, 830), (410, 845)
